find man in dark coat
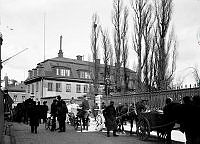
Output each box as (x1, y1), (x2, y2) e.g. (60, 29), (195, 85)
(29, 101), (40, 133)
(103, 101), (118, 137)
(50, 99), (57, 131)
(163, 97), (179, 144)
(41, 101), (48, 124)
(57, 100), (68, 132)
(80, 95), (90, 129)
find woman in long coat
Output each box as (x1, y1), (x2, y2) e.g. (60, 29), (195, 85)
(29, 101), (40, 133)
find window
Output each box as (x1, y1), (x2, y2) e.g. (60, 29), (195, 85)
(48, 82), (53, 91)
(37, 69), (40, 76)
(80, 71), (85, 78)
(79, 71), (90, 79)
(56, 83), (62, 92)
(85, 72), (90, 79)
(65, 69), (70, 76)
(27, 85), (30, 93)
(36, 82), (39, 92)
(76, 84), (81, 93)
(31, 84), (34, 94)
(56, 68), (59, 75)
(61, 69), (65, 76)
(56, 68), (70, 77)
(66, 84), (71, 92)
(83, 85), (88, 93)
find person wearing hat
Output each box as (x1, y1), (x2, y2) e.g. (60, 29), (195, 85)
(163, 97), (176, 144)
(50, 99), (57, 131)
(103, 101), (118, 137)
(80, 95), (90, 130)
(41, 101), (48, 124)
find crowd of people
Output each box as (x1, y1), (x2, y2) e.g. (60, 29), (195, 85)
(9, 93), (200, 143)
(12, 98), (48, 133)
(163, 95), (200, 144)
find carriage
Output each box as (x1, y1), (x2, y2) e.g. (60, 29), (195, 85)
(136, 110), (179, 141)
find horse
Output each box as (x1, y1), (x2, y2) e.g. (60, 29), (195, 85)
(116, 103), (137, 134)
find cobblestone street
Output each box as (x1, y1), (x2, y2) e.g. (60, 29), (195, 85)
(6, 119), (185, 144)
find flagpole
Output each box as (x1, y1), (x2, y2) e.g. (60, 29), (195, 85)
(43, 13), (46, 61)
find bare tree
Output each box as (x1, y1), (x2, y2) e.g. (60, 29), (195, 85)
(121, 6), (129, 92)
(91, 13), (100, 95)
(130, 0), (152, 92)
(153, 0), (177, 90)
(101, 28), (112, 96)
(191, 66), (200, 86)
(112, 0), (123, 92)
(141, 2), (155, 92)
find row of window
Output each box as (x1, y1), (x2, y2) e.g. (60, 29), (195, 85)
(56, 68), (70, 77)
(28, 67), (92, 79)
(56, 68), (91, 79)
(27, 82), (89, 94)
(27, 82), (39, 94)
(48, 82), (89, 93)
(13, 95), (26, 102)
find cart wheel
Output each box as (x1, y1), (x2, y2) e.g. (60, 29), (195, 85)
(136, 119), (150, 140)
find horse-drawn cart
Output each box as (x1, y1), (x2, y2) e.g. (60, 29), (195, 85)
(136, 110), (178, 141)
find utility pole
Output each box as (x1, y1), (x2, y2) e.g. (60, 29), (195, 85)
(0, 33), (4, 144)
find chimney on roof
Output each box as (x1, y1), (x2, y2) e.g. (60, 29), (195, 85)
(58, 35), (63, 58)
(76, 55), (83, 61)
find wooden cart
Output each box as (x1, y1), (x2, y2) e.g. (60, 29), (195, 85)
(136, 110), (178, 141)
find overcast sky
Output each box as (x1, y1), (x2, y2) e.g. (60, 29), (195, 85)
(0, 0), (200, 86)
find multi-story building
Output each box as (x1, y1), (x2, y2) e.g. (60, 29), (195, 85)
(3, 76), (26, 108)
(24, 47), (136, 107)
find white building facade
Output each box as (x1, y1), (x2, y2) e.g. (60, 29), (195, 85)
(24, 47), (136, 106)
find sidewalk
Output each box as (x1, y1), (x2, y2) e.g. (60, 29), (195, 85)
(4, 119), (185, 144)
(2, 121), (15, 144)
(5, 122), (162, 144)
(122, 122), (186, 143)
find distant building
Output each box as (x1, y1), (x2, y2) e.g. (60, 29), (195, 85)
(24, 43), (136, 106)
(3, 76), (26, 107)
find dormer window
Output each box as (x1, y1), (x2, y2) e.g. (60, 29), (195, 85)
(56, 68), (70, 77)
(28, 70), (33, 78)
(79, 71), (91, 79)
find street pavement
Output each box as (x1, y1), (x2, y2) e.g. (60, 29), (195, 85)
(7, 119), (185, 144)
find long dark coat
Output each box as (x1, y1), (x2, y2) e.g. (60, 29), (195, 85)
(103, 105), (117, 131)
(29, 104), (40, 126)
(57, 101), (68, 122)
(41, 105), (48, 119)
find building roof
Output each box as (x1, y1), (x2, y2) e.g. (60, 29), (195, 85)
(6, 83), (26, 92)
(24, 54), (136, 85)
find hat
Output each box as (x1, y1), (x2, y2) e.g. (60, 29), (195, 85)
(57, 95), (61, 100)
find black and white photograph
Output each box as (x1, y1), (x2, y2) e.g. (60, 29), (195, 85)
(1, 0), (200, 144)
